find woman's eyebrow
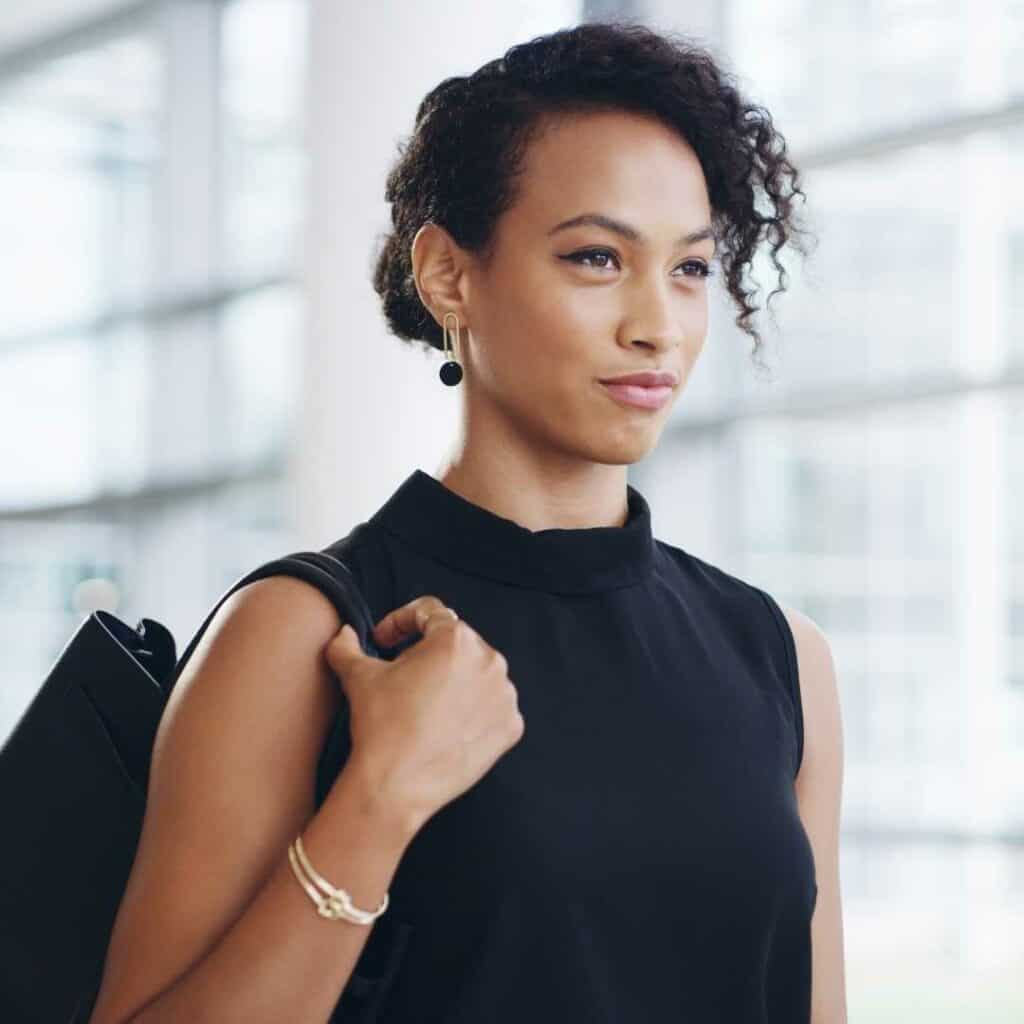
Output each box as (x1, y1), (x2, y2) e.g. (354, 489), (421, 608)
(547, 212), (717, 250)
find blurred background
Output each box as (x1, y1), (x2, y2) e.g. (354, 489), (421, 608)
(1, 1), (1022, 1019)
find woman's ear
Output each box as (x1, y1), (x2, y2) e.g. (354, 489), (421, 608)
(410, 221), (473, 331)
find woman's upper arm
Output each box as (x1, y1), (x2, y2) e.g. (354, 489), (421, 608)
(88, 576), (345, 1024)
(784, 604), (849, 1024)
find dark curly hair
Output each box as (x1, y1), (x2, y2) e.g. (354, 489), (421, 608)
(371, 19), (816, 376)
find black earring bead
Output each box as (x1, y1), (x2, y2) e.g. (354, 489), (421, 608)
(439, 360), (463, 386)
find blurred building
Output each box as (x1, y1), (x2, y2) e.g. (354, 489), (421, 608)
(1, 1), (1022, 1019)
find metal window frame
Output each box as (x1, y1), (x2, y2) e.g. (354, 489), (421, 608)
(0, 0), (300, 523)
(0, 1), (156, 78)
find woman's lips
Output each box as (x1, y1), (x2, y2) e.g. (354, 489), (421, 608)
(599, 382), (673, 410)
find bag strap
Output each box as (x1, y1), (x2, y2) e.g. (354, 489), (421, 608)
(166, 550), (379, 696)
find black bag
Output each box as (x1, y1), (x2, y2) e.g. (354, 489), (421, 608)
(0, 550), (382, 1024)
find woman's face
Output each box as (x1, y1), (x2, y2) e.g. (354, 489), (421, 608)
(428, 108), (715, 468)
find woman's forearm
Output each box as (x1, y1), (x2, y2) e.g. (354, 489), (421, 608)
(119, 763), (419, 1024)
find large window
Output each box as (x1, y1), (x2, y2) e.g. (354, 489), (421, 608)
(634, 1), (1024, 1018)
(0, 0), (307, 744)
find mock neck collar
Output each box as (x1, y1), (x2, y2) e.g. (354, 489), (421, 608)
(369, 469), (656, 595)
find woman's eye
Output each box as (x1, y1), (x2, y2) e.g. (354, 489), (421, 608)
(565, 248), (618, 270)
(561, 248), (714, 279)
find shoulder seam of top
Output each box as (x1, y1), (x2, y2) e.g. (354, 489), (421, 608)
(320, 525), (390, 601)
(321, 522), (377, 564)
(360, 519), (401, 609)
(655, 541), (758, 596)
(752, 586), (803, 780)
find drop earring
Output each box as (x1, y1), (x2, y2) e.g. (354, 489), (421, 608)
(439, 311), (463, 386)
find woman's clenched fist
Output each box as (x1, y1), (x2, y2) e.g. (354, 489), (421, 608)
(323, 596), (524, 836)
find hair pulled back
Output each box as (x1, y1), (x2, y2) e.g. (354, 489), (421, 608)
(371, 20), (815, 373)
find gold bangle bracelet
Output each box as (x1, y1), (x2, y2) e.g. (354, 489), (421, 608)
(287, 835), (389, 925)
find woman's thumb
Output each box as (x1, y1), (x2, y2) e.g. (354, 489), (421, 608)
(325, 623), (364, 674)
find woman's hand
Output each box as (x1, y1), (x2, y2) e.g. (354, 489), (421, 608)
(323, 597), (524, 835)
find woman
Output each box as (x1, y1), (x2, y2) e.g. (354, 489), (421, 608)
(89, 20), (847, 1024)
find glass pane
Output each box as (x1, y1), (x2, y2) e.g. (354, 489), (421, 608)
(737, 137), (966, 402)
(0, 338), (101, 506)
(216, 282), (301, 468)
(725, 0), (1021, 155)
(0, 33), (161, 337)
(842, 839), (1024, 1020)
(221, 0), (308, 277)
(736, 403), (969, 829)
(1007, 395), (1024, 805)
(1008, 125), (1024, 363)
(0, 3), (306, 735)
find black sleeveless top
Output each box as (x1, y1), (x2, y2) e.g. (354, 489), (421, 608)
(314, 468), (817, 1023)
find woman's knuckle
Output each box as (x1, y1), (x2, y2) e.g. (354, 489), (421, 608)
(452, 619), (474, 643)
(437, 620), (463, 651)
